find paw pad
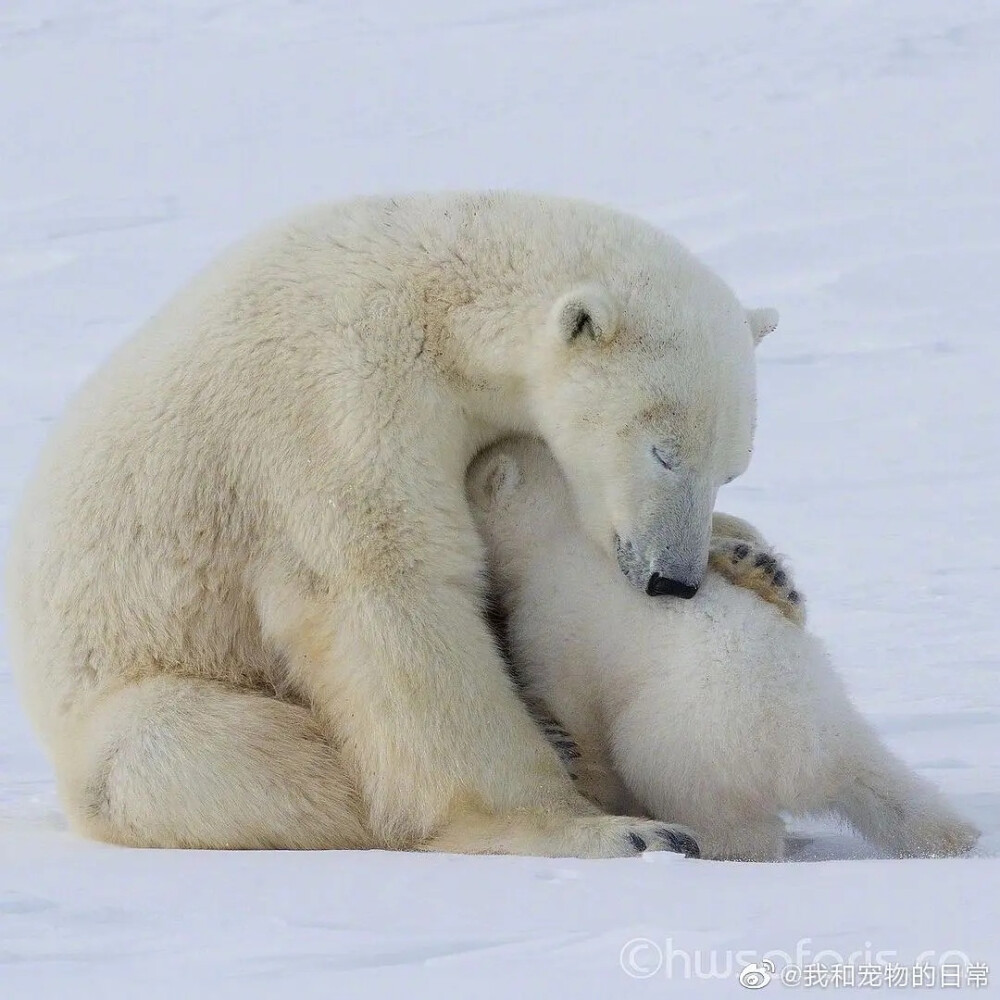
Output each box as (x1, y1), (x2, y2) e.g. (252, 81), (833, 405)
(753, 552), (777, 573)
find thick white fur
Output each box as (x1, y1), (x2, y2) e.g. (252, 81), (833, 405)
(5, 192), (773, 857)
(467, 438), (980, 861)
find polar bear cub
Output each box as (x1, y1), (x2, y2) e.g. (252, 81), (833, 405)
(468, 437), (979, 861)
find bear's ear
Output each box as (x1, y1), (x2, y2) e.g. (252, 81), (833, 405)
(479, 452), (522, 504)
(747, 307), (779, 345)
(553, 284), (619, 345)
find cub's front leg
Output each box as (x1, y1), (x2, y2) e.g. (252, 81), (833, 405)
(710, 513), (805, 625)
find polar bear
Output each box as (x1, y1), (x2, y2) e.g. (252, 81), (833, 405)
(7, 191), (780, 857)
(467, 436), (980, 860)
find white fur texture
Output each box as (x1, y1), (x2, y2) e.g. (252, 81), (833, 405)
(467, 437), (980, 861)
(5, 191), (771, 857)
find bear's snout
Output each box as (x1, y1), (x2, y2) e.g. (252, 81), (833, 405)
(616, 531), (707, 599)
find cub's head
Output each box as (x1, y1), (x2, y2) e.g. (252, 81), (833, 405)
(523, 245), (777, 598)
(466, 437), (575, 575)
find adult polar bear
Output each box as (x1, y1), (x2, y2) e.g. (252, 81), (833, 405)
(7, 192), (777, 857)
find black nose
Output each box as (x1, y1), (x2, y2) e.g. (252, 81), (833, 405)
(647, 573), (699, 599)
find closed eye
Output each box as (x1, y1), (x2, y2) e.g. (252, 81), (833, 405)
(651, 446), (675, 471)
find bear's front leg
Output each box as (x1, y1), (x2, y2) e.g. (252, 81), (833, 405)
(710, 513), (805, 624)
(257, 554), (699, 859)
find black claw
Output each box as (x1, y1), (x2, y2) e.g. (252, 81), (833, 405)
(628, 832), (648, 853)
(732, 543), (750, 561)
(754, 552), (777, 573)
(788, 589), (800, 604)
(660, 828), (701, 858)
(773, 569), (787, 588)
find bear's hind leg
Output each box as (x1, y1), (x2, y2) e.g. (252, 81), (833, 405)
(829, 745), (979, 858)
(59, 675), (371, 850)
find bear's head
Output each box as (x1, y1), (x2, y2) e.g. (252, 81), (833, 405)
(522, 259), (777, 598)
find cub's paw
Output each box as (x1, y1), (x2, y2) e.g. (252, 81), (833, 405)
(520, 694), (582, 780)
(538, 716), (582, 780)
(709, 539), (805, 624)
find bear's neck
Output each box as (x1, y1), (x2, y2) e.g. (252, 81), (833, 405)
(416, 274), (551, 447)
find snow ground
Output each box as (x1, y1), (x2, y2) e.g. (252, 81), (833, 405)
(1, 0), (998, 996)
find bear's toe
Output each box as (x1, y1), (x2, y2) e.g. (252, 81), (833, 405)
(657, 827), (701, 858)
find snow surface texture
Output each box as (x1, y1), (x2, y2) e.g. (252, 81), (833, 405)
(1, 1), (998, 996)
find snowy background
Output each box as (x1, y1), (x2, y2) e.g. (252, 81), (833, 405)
(1, 0), (998, 996)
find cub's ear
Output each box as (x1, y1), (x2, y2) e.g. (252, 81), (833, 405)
(553, 284), (620, 345)
(477, 451), (522, 505)
(747, 307), (779, 345)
